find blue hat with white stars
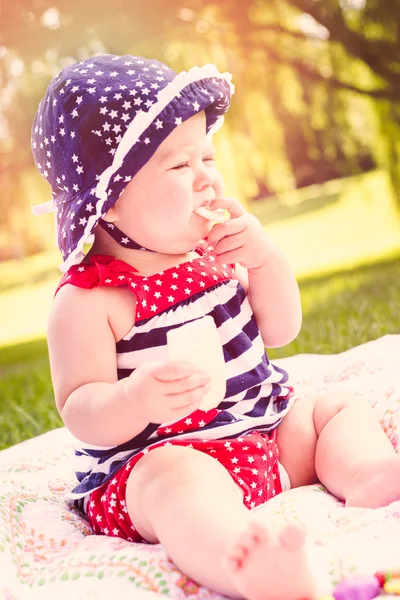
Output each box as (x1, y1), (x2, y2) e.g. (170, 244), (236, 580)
(31, 54), (234, 271)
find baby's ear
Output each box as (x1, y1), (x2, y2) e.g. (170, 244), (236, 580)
(102, 206), (118, 223)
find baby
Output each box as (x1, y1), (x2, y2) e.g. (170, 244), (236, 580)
(32, 54), (400, 600)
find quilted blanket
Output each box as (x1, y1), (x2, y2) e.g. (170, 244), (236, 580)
(1, 334), (400, 600)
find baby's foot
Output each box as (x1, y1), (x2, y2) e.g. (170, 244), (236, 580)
(346, 455), (400, 508)
(224, 520), (316, 600)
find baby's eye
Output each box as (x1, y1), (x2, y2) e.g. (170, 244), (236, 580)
(203, 156), (215, 163)
(172, 162), (189, 170)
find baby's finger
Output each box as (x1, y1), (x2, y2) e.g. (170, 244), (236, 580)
(214, 248), (245, 265)
(152, 361), (205, 382)
(209, 197), (245, 219)
(164, 373), (211, 395)
(207, 215), (246, 246)
(168, 384), (210, 410)
(214, 235), (244, 257)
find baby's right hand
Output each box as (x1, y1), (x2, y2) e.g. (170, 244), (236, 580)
(123, 361), (211, 424)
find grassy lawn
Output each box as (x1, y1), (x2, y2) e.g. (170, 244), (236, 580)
(0, 169), (400, 449)
(270, 252), (400, 358)
(0, 338), (62, 450)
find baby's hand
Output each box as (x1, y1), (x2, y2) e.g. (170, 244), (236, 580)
(124, 361), (211, 424)
(206, 197), (276, 270)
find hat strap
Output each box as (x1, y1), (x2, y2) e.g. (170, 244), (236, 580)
(31, 199), (56, 215)
(98, 219), (156, 252)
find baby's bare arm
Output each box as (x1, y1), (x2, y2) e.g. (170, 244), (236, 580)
(47, 284), (148, 445)
(48, 285), (210, 446)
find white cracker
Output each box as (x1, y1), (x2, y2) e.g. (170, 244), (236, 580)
(195, 206), (227, 223)
(167, 316), (226, 411)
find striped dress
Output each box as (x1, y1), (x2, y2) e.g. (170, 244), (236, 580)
(55, 240), (294, 503)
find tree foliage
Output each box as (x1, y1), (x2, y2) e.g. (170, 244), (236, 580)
(0, 0), (399, 256)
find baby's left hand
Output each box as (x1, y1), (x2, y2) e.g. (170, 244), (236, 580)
(206, 197), (276, 270)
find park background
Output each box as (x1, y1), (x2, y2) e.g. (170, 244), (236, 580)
(0, 0), (400, 449)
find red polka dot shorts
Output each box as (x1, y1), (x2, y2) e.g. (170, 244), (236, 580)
(86, 430), (284, 543)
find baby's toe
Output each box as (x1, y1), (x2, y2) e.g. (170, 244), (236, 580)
(247, 520), (270, 545)
(279, 523), (306, 551)
(226, 539), (249, 571)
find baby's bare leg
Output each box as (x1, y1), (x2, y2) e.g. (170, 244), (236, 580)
(278, 393), (399, 507)
(313, 393), (399, 507)
(126, 445), (315, 600)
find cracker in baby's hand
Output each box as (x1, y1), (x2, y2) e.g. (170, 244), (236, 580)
(195, 206), (228, 223)
(167, 316), (226, 411)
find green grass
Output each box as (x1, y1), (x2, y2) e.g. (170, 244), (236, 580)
(0, 338), (62, 450)
(1, 169), (400, 449)
(0, 249), (61, 294)
(269, 251), (400, 359)
(249, 169), (400, 278)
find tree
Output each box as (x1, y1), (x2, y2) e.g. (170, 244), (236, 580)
(219, 0), (400, 192)
(0, 0), (399, 256)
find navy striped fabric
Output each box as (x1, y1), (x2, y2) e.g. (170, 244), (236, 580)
(67, 248), (294, 502)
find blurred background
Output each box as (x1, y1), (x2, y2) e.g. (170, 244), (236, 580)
(1, 0), (400, 448)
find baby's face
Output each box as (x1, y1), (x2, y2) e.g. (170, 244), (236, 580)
(105, 111), (224, 253)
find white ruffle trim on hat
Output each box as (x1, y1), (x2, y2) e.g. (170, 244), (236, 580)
(48, 64), (233, 273)
(95, 65), (233, 198)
